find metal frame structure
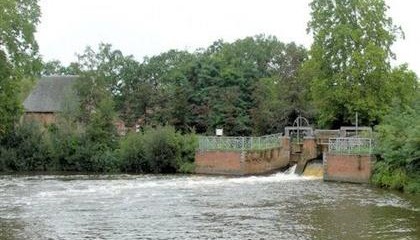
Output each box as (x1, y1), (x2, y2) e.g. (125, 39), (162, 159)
(284, 116), (313, 144)
(198, 133), (283, 152)
(328, 137), (372, 155)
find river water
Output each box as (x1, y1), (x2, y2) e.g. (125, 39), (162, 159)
(0, 167), (419, 240)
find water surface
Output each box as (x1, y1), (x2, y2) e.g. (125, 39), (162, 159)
(0, 168), (419, 239)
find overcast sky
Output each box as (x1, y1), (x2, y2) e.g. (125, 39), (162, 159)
(36, 0), (420, 75)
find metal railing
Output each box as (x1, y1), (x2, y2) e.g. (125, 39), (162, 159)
(328, 137), (372, 155)
(198, 133), (283, 152)
(314, 129), (341, 145)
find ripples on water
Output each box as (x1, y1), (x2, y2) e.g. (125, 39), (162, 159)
(0, 166), (419, 240)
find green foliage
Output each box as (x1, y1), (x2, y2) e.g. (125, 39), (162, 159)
(307, 0), (408, 127)
(0, 53), (21, 134)
(45, 123), (86, 171)
(405, 176), (420, 194)
(0, 0), (41, 75)
(373, 94), (420, 192)
(85, 97), (118, 148)
(371, 162), (407, 191)
(74, 44), (119, 152)
(0, 0), (41, 134)
(41, 60), (80, 76)
(177, 162), (195, 174)
(119, 132), (146, 173)
(119, 126), (197, 173)
(141, 126), (181, 173)
(73, 36), (307, 136)
(249, 42), (310, 135)
(0, 122), (51, 171)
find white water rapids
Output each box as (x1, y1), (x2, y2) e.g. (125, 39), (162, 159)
(0, 166), (418, 240)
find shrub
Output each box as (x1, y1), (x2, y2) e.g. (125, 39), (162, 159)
(0, 147), (18, 171)
(176, 132), (197, 173)
(373, 95), (420, 193)
(89, 149), (120, 173)
(141, 126), (181, 173)
(119, 132), (147, 173)
(372, 162), (407, 191)
(119, 126), (198, 173)
(0, 122), (51, 171)
(0, 122), (197, 174)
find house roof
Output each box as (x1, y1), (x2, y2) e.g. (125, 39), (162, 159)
(23, 75), (78, 113)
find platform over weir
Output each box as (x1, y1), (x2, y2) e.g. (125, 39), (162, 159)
(194, 125), (374, 181)
(195, 134), (289, 175)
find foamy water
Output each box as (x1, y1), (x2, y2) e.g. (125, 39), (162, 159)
(0, 168), (419, 240)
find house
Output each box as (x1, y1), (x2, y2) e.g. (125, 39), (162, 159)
(23, 75), (78, 125)
(23, 75), (128, 135)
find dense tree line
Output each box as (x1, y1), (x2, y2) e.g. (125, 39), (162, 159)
(0, 0), (418, 191)
(43, 37), (309, 136)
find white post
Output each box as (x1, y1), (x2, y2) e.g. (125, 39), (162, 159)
(356, 112), (358, 138)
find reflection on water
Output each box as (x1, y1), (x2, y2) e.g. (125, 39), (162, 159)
(0, 168), (419, 240)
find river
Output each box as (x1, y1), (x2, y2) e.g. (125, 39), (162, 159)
(0, 166), (419, 240)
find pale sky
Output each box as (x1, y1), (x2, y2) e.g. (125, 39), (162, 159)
(36, 0), (420, 75)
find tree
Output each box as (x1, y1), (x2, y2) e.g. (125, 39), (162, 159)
(136, 50), (195, 128)
(0, 0), (41, 134)
(307, 0), (405, 127)
(373, 92), (420, 192)
(41, 60), (80, 76)
(74, 44), (119, 148)
(251, 42), (309, 135)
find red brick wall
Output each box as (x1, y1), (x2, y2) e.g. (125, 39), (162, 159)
(195, 146), (289, 175)
(23, 112), (57, 125)
(302, 137), (318, 160)
(324, 153), (374, 183)
(195, 151), (243, 175)
(243, 148), (289, 174)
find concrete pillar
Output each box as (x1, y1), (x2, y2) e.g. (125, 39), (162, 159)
(295, 137), (319, 175)
(302, 136), (318, 160)
(282, 136), (290, 150)
(280, 137), (291, 164)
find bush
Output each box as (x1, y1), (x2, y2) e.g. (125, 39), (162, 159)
(46, 124), (86, 171)
(119, 132), (147, 173)
(0, 122), (197, 174)
(372, 162), (407, 191)
(0, 122), (51, 171)
(0, 147), (18, 172)
(141, 126), (181, 173)
(119, 126), (197, 173)
(89, 149), (120, 173)
(405, 176), (420, 194)
(177, 132), (197, 173)
(373, 95), (420, 193)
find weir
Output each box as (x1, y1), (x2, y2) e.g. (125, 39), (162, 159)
(194, 124), (374, 183)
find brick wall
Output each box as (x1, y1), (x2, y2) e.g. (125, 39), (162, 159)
(242, 148), (289, 175)
(195, 145), (289, 175)
(23, 112), (57, 125)
(324, 153), (374, 183)
(195, 151), (243, 175)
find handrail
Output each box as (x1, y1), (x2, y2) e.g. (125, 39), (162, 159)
(198, 133), (283, 152)
(328, 137), (372, 155)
